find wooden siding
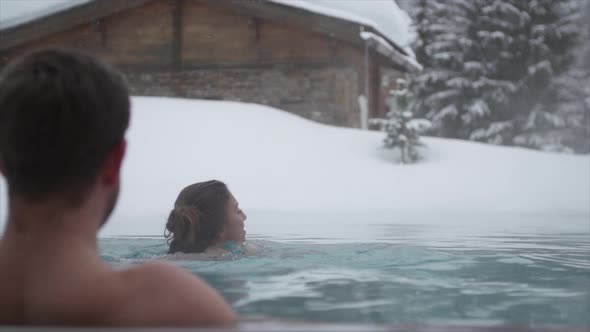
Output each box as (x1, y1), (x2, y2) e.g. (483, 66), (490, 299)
(1, 1), (173, 67)
(0, 0), (406, 128)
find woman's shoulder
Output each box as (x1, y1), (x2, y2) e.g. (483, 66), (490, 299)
(164, 251), (228, 261)
(161, 240), (271, 261)
(163, 245), (240, 261)
(243, 240), (270, 254)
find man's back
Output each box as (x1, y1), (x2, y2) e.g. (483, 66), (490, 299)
(0, 241), (235, 326)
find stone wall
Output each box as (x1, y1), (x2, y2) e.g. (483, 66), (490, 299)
(123, 65), (360, 127)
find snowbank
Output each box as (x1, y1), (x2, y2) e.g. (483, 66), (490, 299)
(1, 97), (588, 236)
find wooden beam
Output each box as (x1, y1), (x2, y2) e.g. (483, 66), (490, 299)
(253, 18), (261, 43)
(113, 59), (351, 72)
(93, 18), (107, 48)
(170, 0), (183, 69)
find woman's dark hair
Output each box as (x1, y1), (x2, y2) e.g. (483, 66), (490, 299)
(164, 180), (231, 253)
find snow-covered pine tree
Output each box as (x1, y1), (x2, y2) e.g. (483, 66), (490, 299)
(465, 0), (529, 144)
(405, 0), (583, 151)
(408, 0), (441, 68)
(506, 0), (581, 146)
(408, 0), (516, 142)
(513, 0), (589, 152)
(372, 79), (431, 164)
(406, 0), (468, 137)
(513, 69), (590, 152)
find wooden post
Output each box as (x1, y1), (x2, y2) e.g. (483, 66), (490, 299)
(170, 0), (183, 70)
(360, 40), (369, 130)
(253, 18), (261, 42)
(93, 18), (107, 48)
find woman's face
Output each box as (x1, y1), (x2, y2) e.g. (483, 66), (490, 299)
(221, 193), (247, 242)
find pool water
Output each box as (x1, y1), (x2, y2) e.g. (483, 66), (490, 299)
(98, 212), (590, 329)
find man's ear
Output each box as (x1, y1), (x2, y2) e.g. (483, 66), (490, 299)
(102, 139), (126, 186)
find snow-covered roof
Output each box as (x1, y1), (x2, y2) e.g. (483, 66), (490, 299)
(0, 0), (92, 30)
(361, 31), (422, 71)
(1, 0), (415, 49)
(0, 0), (419, 71)
(268, 0), (414, 49)
(269, 0), (419, 71)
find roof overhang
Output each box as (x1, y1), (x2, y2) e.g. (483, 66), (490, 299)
(0, 0), (421, 73)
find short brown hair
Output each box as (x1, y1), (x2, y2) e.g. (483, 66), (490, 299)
(0, 48), (130, 202)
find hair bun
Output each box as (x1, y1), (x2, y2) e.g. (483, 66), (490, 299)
(165, 206), (200, 234)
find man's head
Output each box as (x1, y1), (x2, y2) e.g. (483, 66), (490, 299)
(0, 48), (129, 220)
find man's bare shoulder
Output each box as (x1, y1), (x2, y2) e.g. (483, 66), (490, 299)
(110, 261), (236, 326)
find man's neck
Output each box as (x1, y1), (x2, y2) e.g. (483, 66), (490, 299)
(2, 196), (102, 254)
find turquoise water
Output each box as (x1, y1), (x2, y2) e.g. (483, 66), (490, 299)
(99, 217), (590, 329)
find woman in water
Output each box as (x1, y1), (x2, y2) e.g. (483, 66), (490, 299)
(165, 180), (247, 257)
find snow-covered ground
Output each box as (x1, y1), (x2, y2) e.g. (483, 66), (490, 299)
(1, 97), (588, 237)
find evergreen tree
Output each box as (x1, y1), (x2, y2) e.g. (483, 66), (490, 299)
(513, 0), (590, 152)
(408, 0), (517, 142)
(513, 68), (590, 152)
(465, 0), (530, 144)
(407, 0), (467, 137)
(372, 79), (431, 164)
(508, 0), (581, 132)
(404, 0), (584, 151)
